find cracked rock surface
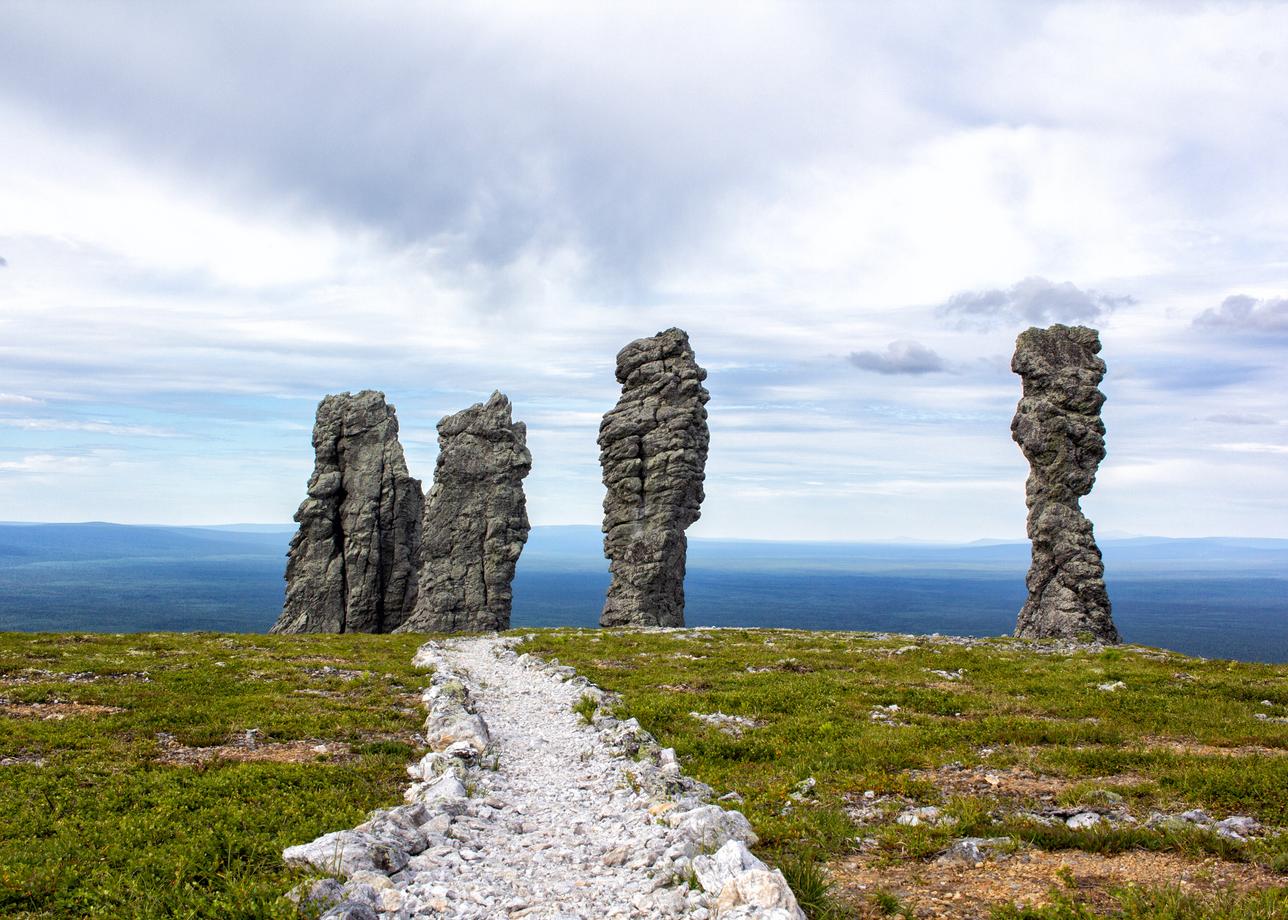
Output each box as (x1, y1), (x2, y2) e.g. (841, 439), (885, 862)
(599, 328), (710, 628)
(1011, 325), (1119, 643)
(272, 391), (423, 634)
(284, 635), (803, 919)
(398, 392), (531, 634)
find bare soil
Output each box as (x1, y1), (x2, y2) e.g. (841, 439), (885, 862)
(832, 848), (1283, 919)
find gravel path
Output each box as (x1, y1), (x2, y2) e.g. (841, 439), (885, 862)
(285, 635), (803, 920)
(398, 637), (707, 919)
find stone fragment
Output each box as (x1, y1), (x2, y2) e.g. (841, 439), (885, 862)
(282, 828), (410, 877)
(693, 840), (767, 895)
(713, 868), (808, 920)
(272, 391), (423, 634)
(1066, 811), (1103, 830)
(939, 836), (1013, 864)
(664, 804), (758, 849)
(286, 877), (344, 914)
(398, 391), (531, 633)
(598, 328), (710, 627)
(1011, 325), (1120, 643)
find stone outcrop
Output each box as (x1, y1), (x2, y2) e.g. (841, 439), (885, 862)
(271, 391), (423, 634)
(598, 328), (710, 627)
(397, 392), (531, 633)
(1011, 325), (1120, 643)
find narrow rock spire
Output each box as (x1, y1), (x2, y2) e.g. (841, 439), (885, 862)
(397, 391), (531, 633)
(271, 390), (423, 634)
(1011, 325), (1120, 643)
(599, 328), (710, 627)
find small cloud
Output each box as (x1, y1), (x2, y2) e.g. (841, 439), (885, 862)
(1205, 413), (1277, 426)
(1194, 295), (1288, 333)
(1216, 442), (1288, 455)
(0, 256), (7, 267)
(848, 340), (946, 375)
(938, 276), (1133, 330)
(0, 393), (39, 405)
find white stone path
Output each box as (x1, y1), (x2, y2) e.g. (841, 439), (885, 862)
(285, 636), (804, 920)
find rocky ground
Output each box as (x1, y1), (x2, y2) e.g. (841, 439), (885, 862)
(284, 636), (806, 919)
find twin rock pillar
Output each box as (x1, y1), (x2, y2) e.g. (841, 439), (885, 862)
(274, 390), (530, 635)
(598, 328), (710, 627)
(1011, 324), (1120, 644)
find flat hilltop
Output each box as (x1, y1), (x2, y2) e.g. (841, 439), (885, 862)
(1, 628), (1285, 919)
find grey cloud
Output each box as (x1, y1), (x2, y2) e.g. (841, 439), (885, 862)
(1205, 413), (1277, 426)
(1194, 295), (1288, 334)
(938, 277), (1134, 329)
(0, 257), (7, 267)
(848, 341), (946, 375)
(0, 4), (931, 300)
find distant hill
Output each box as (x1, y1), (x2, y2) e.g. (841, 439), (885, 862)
(0, 522), (1284, 661)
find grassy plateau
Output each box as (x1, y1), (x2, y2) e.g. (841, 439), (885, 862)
(0, 627), (1285, 919)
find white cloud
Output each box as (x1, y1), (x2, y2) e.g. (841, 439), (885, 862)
(0, 4), (1286, 537)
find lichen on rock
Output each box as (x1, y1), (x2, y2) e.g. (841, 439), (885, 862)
(1011, 325), (1120, 643)
(598, 327), (710, 628)
(397, 391), (531, 633)
(271, 390), (422, 634)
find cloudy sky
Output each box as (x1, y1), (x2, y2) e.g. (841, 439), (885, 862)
(1, 2), (1286, 541)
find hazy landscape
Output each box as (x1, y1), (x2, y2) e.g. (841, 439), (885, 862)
(3, 522), (1283, 663)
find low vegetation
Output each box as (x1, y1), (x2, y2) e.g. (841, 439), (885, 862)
(0, 632), (427, 918)
(520, 628), (1288, 919)
(1, 627), (1285, 919)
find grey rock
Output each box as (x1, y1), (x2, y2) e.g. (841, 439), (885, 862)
(1011, 326), (1120, 643)
(693, 839), (767, 895)
(1217, 815), (1261, 837)
(598, 328), (710, 627)
(282, 828), (410, 876)
(1066, 811), (1104, 830)
(398, 392), (531, 633)
(940, 836), (1013, 864)
(272, 391), (423, 634)
(286, 877), (344, 914)
(319, 901), (378, 920)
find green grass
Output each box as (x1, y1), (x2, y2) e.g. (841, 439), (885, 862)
(517, 628), (1288, 906)
(992, 885), (1288, 920)
(0, 631), (428, 919)
(2, 627), (1285, 918)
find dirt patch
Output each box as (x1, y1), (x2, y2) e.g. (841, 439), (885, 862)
(910, 763), (1151, 803)
(832, 849), (1282, 920)
(153, 731), (355, 766)
(0, 753), (47, 767)
(1137, 737), (1288, 758)
(0, 669), (151, 685)
(0, 699), (126, 720)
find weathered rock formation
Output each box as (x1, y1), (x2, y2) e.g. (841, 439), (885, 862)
(1011, 325), (1120, 643)
(271, 391), (423, 634)
(599, 328), (710, 627)
(397, 392), (531, 633)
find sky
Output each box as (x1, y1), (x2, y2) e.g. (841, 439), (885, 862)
(1, 1), (1286, 542)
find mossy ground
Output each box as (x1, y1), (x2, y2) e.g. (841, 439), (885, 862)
(0, 632), (428, 919)
(1, 628), (1285, 919)
(520, 628), (1288, 919)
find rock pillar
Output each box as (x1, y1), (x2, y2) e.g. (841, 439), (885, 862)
(1011, 325), (1120, 643)
(398, 392), (531, 633)
(599, 328), (710, 627)
(272, 391), (423, 634)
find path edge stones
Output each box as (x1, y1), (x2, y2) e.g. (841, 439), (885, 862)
(280, 635), (806, 919)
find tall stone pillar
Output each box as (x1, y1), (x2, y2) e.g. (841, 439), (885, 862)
(272, 390), (423, 634)
(599, 328), (710, 627)
(1011, 325), (1120, 643)
(398, 392), (531, 633)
